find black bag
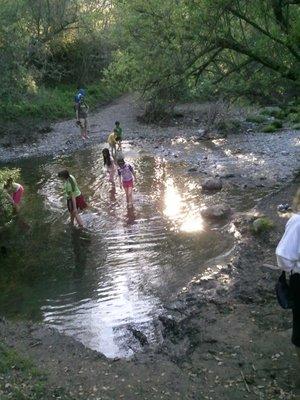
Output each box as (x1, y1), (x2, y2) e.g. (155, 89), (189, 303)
(275, 271), (294, 309)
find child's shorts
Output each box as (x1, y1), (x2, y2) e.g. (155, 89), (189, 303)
(123, 180), (133, 189)
(67, 194), (87, 212)
(13, 186), (24, 205)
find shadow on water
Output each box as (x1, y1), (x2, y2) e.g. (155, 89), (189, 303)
(0, 143), (268, 357)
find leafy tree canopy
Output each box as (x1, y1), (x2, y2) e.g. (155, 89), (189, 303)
(108, 0), (300, 103)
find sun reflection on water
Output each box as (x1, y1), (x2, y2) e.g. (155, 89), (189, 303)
(163, 178), (204, 233)
(164, 178), (183, 218)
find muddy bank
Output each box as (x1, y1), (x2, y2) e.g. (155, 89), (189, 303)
(1, 175), (300, 399)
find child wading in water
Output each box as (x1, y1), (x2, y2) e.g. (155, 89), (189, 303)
(114, 121), (123, 151)
(102, 148), (116, 184)
(108, 131), (117, 158)
(74, 89), (89, 140)
(4, 178), (24, 212)
(58, 170), (87, 227)
(117, 158), (136, 206)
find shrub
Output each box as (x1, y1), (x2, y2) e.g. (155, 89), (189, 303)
(215, 118), (241, 134)
(260, 107), (282, 117)
(287, 113), (300, 123)
(252, 217), (275, 235)
(246, 115), (267, 123)
(262, 124), (278, 133)
(0, 168), (20, 227)
(272, 120), (283, 129)
(286, 106), (300, 114)
(274, 110), (287, 120)
(293, 123), (300, 130)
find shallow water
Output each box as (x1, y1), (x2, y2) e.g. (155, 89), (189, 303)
(0, 143), (266, 357)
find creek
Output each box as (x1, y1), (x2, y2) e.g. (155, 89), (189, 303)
(0, 143), (268, 357)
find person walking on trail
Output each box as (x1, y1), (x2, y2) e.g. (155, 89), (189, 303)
(102, 148), (116, 184)
(58, 170), (87, 227)
(74, 88), (89, 140)
(108, 131), (117, 158)
(4, 178), (24, 212)
(276, 188), (300, 388)
(114, 121), (123, 150)
(117, 158), (136, 207)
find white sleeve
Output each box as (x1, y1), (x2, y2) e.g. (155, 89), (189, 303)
(276, 255), (297, 272)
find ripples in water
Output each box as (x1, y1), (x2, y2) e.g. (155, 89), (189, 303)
(1, 145), (239, 357)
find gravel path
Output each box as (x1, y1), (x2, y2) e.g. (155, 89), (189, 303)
(0, 94), (299, 188)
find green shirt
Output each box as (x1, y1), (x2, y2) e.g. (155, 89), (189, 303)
(114, 126), (122, 140)
(64, 175), (81, 199)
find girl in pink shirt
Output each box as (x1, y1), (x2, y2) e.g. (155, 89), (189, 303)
(117, 158), (136, 206)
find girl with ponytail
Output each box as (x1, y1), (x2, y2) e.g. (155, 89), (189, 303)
(58, 170), (87, 227)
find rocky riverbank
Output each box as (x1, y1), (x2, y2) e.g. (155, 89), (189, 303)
(0, 95), (299, 190)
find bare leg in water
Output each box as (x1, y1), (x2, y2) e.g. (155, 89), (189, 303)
(71, 210), (83, 227)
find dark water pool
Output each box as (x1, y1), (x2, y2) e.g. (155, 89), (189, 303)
(0, 143), (266, 357)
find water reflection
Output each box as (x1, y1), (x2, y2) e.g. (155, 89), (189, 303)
(125, 205), (136, 225)
(0, 146), (236, 358)
(163, 177), (204, 233)
(164, 178), (183, 219)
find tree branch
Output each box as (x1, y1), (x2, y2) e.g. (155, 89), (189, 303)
(226, 6), (300, 60)
(188, 49), (223, 83)
(213, 58), (254, 85)
(216, 36), (298, 81)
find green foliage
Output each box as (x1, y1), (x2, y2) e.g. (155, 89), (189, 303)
(0, 168), (20, 227)
(262, 124), (278, 133)
(293, 123), (300, 130)
(246, 115), (267, 124)
(274, 110), (287, 120)
(0, 1), (30, 101)
(0, 81), (121, 123)
(287, 112), (300, 123)
(109, 0), (300, 106)
(215, 118), (241, 134)
(252, 217), (275, 234)
(0, 0), (116, 103)
(272, 120), (283, 129)
(260, 107), (282, 117)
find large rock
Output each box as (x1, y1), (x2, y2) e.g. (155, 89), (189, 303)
(201, 205), (231, 220)
(201, 178), (223, 191)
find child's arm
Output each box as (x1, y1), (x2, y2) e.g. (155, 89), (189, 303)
(71, 195), (77, 212)
(117, 170), (122, 188)
(129, 165), (136, 182)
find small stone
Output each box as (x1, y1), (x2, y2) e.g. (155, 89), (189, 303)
(202, 178), (223, 191)
(201, 205), (231, 220)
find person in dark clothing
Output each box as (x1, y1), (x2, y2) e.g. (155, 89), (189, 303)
(75, 88), (89, 140)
